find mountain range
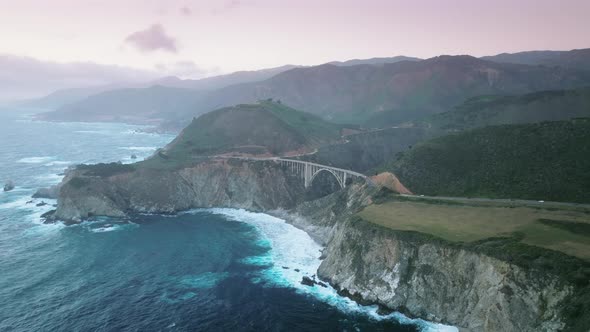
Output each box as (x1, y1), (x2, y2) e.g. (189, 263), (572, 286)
(35, 49), (590, 130)
(482, 48), (590, 71)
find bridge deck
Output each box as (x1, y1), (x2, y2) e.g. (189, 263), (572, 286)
(274, 158), (367, 178)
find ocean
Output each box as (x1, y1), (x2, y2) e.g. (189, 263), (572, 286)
(0, 108), (454, 331)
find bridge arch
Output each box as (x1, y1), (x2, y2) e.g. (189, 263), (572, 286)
(263, 158), (368, 191)
(307, 167), (345, 189)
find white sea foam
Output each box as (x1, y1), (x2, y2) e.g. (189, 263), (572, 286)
(22, 212), (66, 236)
(160, 271), (229, 304)
(35, 173), (63, 184)
(179, 272), (230, 289)
(17, 200), (65, 237)
(203, 208), (457, 332)
(0, 196), (36, 210)
(117, 146), (157, 152)
(44, 160), (71, 167)
(17, 156), (55, 164)
(89, 225), (118, 233)
(74, 130), (109, 135)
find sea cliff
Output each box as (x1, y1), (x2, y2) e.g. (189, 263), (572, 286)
(49, 160), (586, 331)
(51, 159), (305, 223)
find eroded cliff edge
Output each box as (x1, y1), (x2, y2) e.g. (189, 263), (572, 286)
(49, 160), (588, 331)
(50, 159), (307, 223)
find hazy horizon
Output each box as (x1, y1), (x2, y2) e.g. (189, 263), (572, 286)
(1, 0), (590, 101)
(2, 0), (589, 76)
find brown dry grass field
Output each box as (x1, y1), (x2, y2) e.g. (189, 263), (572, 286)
(358, 200), (590, 260)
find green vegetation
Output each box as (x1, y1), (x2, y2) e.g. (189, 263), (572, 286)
(385, 119), (590, 203)
(76, 162), (136, 177)
(298, 127), (429, 173)
(421, 88), (590, 131)
(358, 200), (590, 260)
(160, 101), (342, 161)
(537, 219), (590, 236)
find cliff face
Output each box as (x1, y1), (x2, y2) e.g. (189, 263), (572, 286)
(318, 218), (571, 331)
(284, 185), (576, 332)
(51, 161), (580, 331)
(54, 159), (306, 223)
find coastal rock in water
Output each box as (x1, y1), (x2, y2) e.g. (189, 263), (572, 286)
(301, 276), (315, 287)
(3, 180), (15, 192)
(131, 154), (137, 159)
(40, 210), (56, 223)
(36, 201), (48, 207)
(33, 184), (61, 199)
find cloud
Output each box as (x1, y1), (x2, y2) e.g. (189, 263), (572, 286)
(124, 24), (177, 53)
(0, 54), (159, 101)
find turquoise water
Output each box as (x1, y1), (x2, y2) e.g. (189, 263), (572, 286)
(0, 108), (453, 331)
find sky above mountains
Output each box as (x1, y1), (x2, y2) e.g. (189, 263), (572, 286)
(1, 0), (589, 78)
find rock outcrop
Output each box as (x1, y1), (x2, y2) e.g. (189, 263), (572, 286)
(3, 180), (15, 192)
(51, 159), (306, 223)
(33, 184), (61, 199)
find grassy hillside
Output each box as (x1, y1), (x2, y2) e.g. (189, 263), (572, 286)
(161, 101), (342, 161)
(360, 199), (590, 260)
(423, 88), (590, 131)
(386, 119), (590, 203)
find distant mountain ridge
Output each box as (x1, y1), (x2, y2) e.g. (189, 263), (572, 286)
(35, 85), (204, 125)
(36, 53), (590, 130)
(422, 87), (590, 130)
(327, 56), (421, 66)
(482, 48), (590, 71)
(193, 55), (590, 126)
(150, 65), (301, 90)
(24, 65), (301, 110)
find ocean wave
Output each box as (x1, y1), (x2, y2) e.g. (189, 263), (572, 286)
(44, 160), (71, 167)
(160, 272), (229, 304)
(202, 208), (457, 332)
(22, 214), (66, 236)
(179, 272), (230, 289)
(17, 156), (55, 164)
(0, 196), (36, 210)
(35, 173), (63, 184)
(74, 130), (110, 135)
(117, 146), (157, 152)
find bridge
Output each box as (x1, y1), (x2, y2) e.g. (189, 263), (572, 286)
(225, 157), (367, 189)
(276, 158), (368, 189)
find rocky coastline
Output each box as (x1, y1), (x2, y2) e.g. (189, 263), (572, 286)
(45, 159), (582, 331)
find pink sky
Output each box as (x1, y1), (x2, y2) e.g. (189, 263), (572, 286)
(0, 0), (589, 76)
